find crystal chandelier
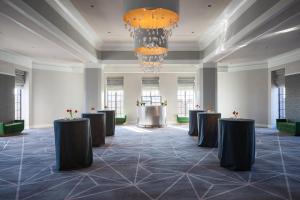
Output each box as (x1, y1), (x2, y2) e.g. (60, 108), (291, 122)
(123, 0), (179, 72)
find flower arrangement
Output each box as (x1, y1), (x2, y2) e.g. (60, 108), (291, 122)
(91, 107), (96, 113)
(161, 100), (167, 106)
(233, 111), (239, 119)
(195, 104), (200, 109)
(136, 99), (146, 106)
(104, 105), (108, 109)
(207, 106), (213, 112)
(66, 109), (78, 119)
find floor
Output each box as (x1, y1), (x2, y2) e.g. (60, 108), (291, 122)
(0, 125), (300, 200)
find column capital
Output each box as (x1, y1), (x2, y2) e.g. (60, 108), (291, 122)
(84, 61), (103, 69)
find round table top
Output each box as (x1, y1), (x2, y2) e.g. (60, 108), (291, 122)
(82, 112), (105, 116)
(220, 118), (255, 123)
(98, 110), (115, 112)
(198, 112), (221, 115)
(189, 110), (205, 112)
(54, 118), (89, 123)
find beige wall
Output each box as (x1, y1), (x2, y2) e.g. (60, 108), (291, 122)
(31, 69), (84, 127)
(218, 68), (269, 126)
(104, 73), (196, 124)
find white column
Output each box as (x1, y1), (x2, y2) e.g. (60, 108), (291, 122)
(83, 62), (103, 112)
(197, 62), (218, 111)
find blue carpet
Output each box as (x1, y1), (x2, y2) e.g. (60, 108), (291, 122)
(0, 125), (299, 200)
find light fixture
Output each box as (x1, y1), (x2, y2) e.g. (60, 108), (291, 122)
(123, 0), (179, 72)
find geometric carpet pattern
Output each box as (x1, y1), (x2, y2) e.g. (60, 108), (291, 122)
(0, 125), (300, 200)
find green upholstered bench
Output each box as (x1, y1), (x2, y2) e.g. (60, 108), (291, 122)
(0, 120), (25, 136)
(276, 119), (300, 136)
(116, 115), (127, 125)
(177, 115), (189, 123)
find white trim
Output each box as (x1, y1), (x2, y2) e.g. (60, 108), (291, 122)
(101, 59), (200, 65)
(30, 124), (53, 129)
(33, 62), (83, 73)
(101, 41), (201, 51)
(199, 0), (255, 50)
(0, 72), (15, 76)
(103, 64), (197, 74)
(1, 0), (97, 62)
(203, 0), (294, 62)
(45, 0), (101, 48)
(0, 49), (32, 68)
(285, 72), (300, 76)
(218, 61), (268, 72)
(255, 124), (269, 128)
(84, 62), (102, 69)
(268, 48), (300, 68)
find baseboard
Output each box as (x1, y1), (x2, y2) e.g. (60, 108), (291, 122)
(255, 123), (269, 128)
(30, 124), (53, 129)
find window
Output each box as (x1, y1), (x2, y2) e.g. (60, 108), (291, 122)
(142, 77), (160, 105)
(177, 77), (195, 117)
(15, 69), (26, 120)
(142, 87), (161, 105)
(106, 77), (124, 117)
(177, 89), (194, 117)
(278, 87), (286, 119)
(15, 88), (22, 120)
(107, 90), (124, 117)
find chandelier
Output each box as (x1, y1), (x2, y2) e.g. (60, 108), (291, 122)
(123, 0), (179, 72)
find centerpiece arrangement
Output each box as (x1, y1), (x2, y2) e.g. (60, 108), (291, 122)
(90, 107), (96, 113)
(66, 109), (78, 119)
(233, 110), (239, 119)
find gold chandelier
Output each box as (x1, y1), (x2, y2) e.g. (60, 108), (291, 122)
(123, 0), (179, 72)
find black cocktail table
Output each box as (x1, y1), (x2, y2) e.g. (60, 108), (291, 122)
(54, 118), (93, 171)
(197, 112), (221, 147)
(82, 113), (106, 147)
(188, 110), (204, 136)
(218, 118), (255, 171)
(98, 110), (115, 136)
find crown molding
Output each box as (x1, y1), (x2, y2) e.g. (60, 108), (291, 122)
(203, 0), (294, 63)
(198, 0), (255, 50)
(268, 48), (300, 68)
(0, 49), (32, 68)
(32, 62), (83, 73)
(218, 61), (268, 72)
(103, 64), (197, 74)
(100, 59), (200, 65)
(45, 0), (101, 48)
(0, 0), (97, 63)
(100, 41), (201, 51)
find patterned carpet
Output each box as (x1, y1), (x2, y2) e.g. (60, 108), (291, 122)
(0, 125), (300, 200)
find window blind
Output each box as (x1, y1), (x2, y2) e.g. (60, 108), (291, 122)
(15, 69), (26, 87)
(272, 69), (285, 87)
(142, 77), (159, 88)
(177, 77), (195, 88)
(107, 77), (124, 90)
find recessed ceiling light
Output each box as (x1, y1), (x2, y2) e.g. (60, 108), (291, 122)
(90, 5), (94, 8)
(191, 32), (194, 34)
(107, 31), (111, 34)
(208, 5), (212, 8)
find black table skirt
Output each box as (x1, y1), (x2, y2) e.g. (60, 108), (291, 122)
(82, 113), (106, 147)
(218, 118), (255, 171)
(198, 112), (221, 147)
(98, 110), (115, 136)
(188, 110), (204, 136)
(54, 118), (93, 171)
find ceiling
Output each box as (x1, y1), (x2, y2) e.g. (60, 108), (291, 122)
(70, 0), (232, 48)
(0, 14), (81, 64)
(219, 13), (300, 64)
